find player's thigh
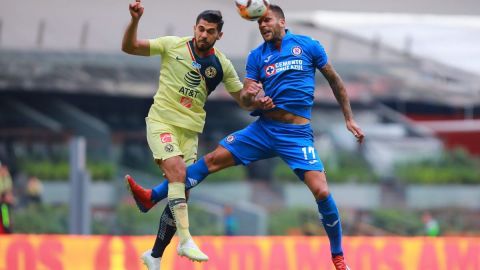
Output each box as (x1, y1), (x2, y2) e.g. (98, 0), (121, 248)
(204, 145), (238, 173)
(277, 139), (325, 180)
(219, 121), (275, 165)
(145, 118), (184, 163)
(178, 128), (199, 166)
(159, 125), (199, 182)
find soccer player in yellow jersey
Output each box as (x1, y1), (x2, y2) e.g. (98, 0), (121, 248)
(122, 0), (273, 268)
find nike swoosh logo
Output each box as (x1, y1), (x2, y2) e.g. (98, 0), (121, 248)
(326, 219), (339, 227)
(175, 56), (184, 61)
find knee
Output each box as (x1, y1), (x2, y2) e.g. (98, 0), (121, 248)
(305, 171), (330, 200)
(204, 151), (222, 171)
(163, 163), (186, 182)
(312, 186), (330, 201)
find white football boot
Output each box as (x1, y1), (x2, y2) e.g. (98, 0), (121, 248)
(176, 238), (209, 262)
(140, 249), (160, 270)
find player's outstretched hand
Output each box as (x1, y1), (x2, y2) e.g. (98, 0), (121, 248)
(346, 119), (364, 143)
(129, 0), (144, 20)
(256, 96), (275, 110)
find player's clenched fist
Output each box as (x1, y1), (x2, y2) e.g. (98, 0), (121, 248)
(129, 0), (144, 19)
(256, 96), (275, 110)
(244, 81), (263, 98)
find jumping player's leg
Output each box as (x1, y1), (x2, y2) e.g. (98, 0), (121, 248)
(280, 145), (345, 257)
(137, 146), (237, 268)
(127, 145), (239, 267)
(151, 204), (176, 258)
(268, 119), (349, 270)
(125, 158), (210, 212)
(302, 171), (342, 252)
(157, 157), (187, 241)
(138, 204), (176, 269)
(131, 121), (274, 208)
(157, 156), (207, 262)
(302, 170), (349, 269)
(128, 120), (274, 268)
(142, 119), (207, 262)
(151, 146), (237, 201)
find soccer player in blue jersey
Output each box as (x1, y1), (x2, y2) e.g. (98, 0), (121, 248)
(127, 5), (363, 270)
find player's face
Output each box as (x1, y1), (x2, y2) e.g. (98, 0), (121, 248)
(193, 19), (223, 52)
(257, 10), (285, 42)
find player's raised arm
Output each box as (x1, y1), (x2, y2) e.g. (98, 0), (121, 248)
(320, 62), (364, 143)
(121, 0), (150, 56)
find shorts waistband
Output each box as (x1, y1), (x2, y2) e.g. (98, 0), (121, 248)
(259, 116), (311, 129)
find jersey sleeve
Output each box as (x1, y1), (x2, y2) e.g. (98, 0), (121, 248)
(148, 36), (180, 56)
(245, 51), (260, 81)
(221, 57), (243, 93)
(311, 39), (329, 69)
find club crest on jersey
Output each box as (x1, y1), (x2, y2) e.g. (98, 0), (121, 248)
(225, 135), (235, 144)
(265, 64), (276, 77)
(164, 144), (174, 153)
(292, 46), (303, 56)
(205, 66), (217, 78)
(192, 61), (202, 69)
(160, 133), (172, 143)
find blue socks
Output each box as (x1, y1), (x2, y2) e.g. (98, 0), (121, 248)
(151, 181), (168, 203)
(151, 157), (210, 202)
(317, 194), (343, 256)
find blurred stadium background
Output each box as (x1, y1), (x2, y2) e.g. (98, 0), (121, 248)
(1, 0), (479, 269)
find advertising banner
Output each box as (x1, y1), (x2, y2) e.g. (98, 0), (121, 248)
(0, 235), (479, 270)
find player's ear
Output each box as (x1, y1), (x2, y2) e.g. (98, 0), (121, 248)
(279, 18), (286, 28)
(217, 31), (223, 40)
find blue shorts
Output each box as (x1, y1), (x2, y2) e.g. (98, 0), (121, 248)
(219, 117), (324, 180)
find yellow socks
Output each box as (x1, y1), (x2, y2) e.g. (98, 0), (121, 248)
(168, 182), (191, 244)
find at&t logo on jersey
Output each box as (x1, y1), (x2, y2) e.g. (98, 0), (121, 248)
(264, 60), (304, 77)
(178, 71), (201, 105)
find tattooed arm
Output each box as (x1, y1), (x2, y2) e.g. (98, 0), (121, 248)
(320, 63), (364, 143)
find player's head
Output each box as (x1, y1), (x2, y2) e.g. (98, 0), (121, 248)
(194, 10), (224, 52)
(257, 5), (286, 43)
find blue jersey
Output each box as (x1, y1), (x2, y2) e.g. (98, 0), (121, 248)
(246, 30), (328, 119)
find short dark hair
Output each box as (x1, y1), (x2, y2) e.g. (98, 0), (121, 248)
(268, 5), (285, 19)
(196, 10), (224, 32)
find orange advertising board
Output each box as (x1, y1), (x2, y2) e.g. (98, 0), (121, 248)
(0, 235), (479, 270)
